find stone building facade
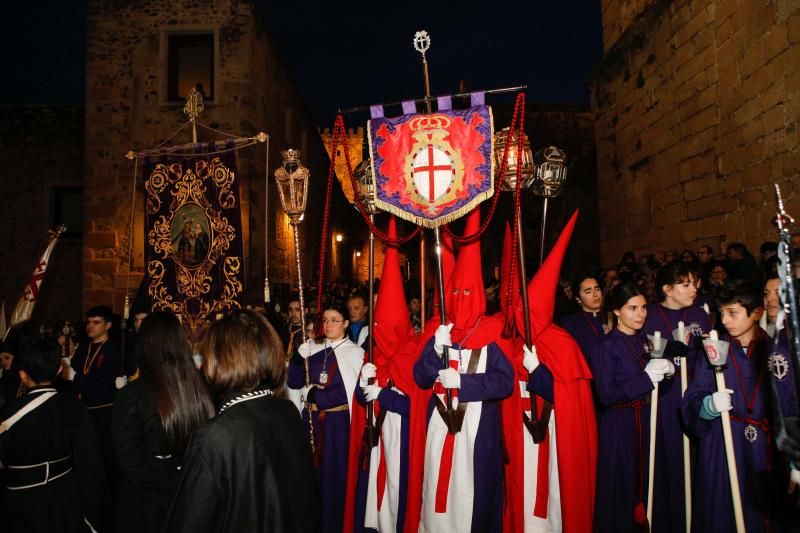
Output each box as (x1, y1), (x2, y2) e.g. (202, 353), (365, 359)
(592, 0), (800, 264)
(83, 0), (332, 314)
(0, 106), (84, 324)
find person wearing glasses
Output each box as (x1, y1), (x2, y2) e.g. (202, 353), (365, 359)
(287, 302), (364, 533)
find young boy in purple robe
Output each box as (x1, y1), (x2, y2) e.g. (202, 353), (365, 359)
(643, 261), (711, 531)
(681, 280), (799, 532)
(591, 282), (675, 533)
(558, 273), (609, 360)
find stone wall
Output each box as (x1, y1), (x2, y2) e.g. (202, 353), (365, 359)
(592, 0), (800, 265)
(0, 105), (84, 324)
(84, 0), (331, 313)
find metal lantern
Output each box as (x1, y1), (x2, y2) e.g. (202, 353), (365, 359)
(493, 128), (535, 191)
(274, 148), (310, 225)
(354, 159), (379, 216)
(531, 146), (568, 198)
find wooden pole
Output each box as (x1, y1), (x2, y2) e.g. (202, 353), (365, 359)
(715, 369), (746, 533)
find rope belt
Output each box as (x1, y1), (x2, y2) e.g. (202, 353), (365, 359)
(4, 455), (73, 490)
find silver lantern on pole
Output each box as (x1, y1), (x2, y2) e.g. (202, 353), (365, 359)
(494, 127), (536, 191)
(354, 158), (381, 446)
(532, 146), (568, 265)
(493, 127), (537, 362)
(273, 148), (315, 452)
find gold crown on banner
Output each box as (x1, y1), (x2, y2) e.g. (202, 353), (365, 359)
(409, 114), (452, 132)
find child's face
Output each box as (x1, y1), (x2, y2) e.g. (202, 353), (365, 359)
(719, 302), (757, 339)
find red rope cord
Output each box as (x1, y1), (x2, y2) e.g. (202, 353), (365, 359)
(334, 114), (423, 245)
(443, 92), (526, 244)
(504, 100), (526, 330)
(315, 122), (339, 325)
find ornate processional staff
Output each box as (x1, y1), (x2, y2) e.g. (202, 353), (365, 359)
(354, 161), (381, 448)
(413, 31), (457, 416)
(274, 149), (315, 452)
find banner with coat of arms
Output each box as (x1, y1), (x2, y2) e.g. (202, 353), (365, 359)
(368, 105), (494, 228)
(143, 144), (243, 341)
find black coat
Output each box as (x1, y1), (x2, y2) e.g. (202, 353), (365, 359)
(163, 393), (320, 532)
(111, 380), (181, 533)
(0, 386), (111, 532)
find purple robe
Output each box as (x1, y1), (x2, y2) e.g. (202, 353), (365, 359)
(353, 386), (410, 533)
(681, 330), (799, 532)
(287, 344), (357, 533)
(643, 303), (710, 532)
(413, 338), (514, 533)
(590, 329), (657, 533)
(558, 310), (608, 362)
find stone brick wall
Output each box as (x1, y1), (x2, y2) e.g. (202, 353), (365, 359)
(592, 0), (800, 266)
(84, 0), (332, 313)
(0, 105), (84, 325)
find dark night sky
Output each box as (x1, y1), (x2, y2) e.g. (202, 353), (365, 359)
(1, 1), (602, 126)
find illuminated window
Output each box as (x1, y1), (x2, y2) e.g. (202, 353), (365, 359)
(166, 33), (215, 102)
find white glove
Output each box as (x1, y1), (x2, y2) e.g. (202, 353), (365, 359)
(789, 465), (800, 496)
(662, 359), (675, 377)
(362, 384), (382, 402)
(61, 358), (76, 381)
(434, 323), (454, 355)
(523, 344), (540, 373)
(438, 367), (461, 389)
(360, 362), (377, 387)
(115, 376), (128, 390)
(644, 359), (670, 384)
(711, 388), (734, 413)
(298, 342), (312, 359)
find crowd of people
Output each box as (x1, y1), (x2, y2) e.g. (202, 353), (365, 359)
(1, 214), (799, 532)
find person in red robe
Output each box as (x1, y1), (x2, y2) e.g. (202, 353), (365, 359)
(500, 210), (598, 533)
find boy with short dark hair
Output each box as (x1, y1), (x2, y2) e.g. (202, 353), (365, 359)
(0, 337), (110, 532)
(681, 280), (798, 532)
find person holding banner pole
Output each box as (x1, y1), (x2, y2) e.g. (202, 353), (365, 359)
(681, 280), (799, 532)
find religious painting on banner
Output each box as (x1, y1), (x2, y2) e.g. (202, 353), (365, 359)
(368, 105), (494, 228)
(143, 143), (244, 341)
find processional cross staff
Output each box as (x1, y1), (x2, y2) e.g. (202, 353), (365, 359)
(412, 30), (457, 417)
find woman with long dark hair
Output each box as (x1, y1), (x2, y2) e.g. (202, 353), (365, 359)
(590, 283), (675, 533)
(111, 311), (214, 532)
(164, 309), (319, 532)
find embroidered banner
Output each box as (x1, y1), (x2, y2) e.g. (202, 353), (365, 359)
(368, 105), (494, 228)
(143, 144), (243, 341)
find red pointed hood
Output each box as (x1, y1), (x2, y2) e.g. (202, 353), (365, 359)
(446, 208), (485, 343)
(374, 216), (415, 358)
(515, 210), (578, 335)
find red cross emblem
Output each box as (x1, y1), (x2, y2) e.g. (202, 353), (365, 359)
(412, 144), (453, 203)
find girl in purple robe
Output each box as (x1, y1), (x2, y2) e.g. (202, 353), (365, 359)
(590, 283), (675, 533)
(287, 303), (364, 533)
(681, 280), (799, 532)
(558, 273), (609, 361)
(642, 261), (711, 531)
